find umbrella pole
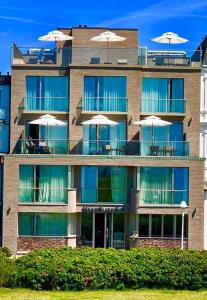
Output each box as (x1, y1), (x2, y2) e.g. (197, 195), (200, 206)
(152, 124), (154, 147)
(96, 124), (99, 154)
(168, 39), (171, 65)
(107, 38), (109, 63)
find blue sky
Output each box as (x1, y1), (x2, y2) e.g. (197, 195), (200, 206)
(1, 0), (207, 72)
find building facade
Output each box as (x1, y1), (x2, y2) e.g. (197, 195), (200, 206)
(2, 27), (204, 255)
(0, 73), (10, 245)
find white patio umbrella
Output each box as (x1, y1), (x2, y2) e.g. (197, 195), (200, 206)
(38, 30), (73, 48)
(152, 32), (188, 64)
(134, 116), (172, 145)
(29, 114), (66, 141)
(90, 31), (126, 62)
(81, 115), (118, 152)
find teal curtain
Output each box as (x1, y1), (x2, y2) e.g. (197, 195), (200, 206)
(44, 77), (68, 111)
(111, 167), (127, 203)
(26, 77), (39, 110)
(171, 79), (184, 112)
(38, 166), (68, 203)
(19, 213), (34, 235)
(0, 84), (10, 123)
(84, 76), (126, 112)
(81, 166), (97, 203)
(140, 167), (172, 205)
(19, 166), (34, 203)
(35, 214), (68, 236)
(142, 78), (168, 112)
(26, 76), (68, 111)
(40, 123), (68, 154)
(84, 77), (98, 110)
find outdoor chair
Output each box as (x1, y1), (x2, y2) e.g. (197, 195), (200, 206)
(150, 145), (160, 156)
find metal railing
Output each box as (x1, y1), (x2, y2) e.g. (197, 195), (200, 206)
(139, 190), (189, 206)
(13, 139), (189, 156)
(79, 97), (128, 112)
(12, 44), (202, 67)
(140, 99), (186, 113)
(19, 97), (69, 112)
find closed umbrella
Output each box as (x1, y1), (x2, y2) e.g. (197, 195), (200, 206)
(90, 31), (126, 63)
(152, 32), (188, 64)
(81, 115), (118, 153)
(134, 115), (172, 145)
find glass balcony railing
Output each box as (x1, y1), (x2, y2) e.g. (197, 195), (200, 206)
(12, 44), (202, 67)
(19, 97), (69, 112)
(19, 187), (68, 204)
(139, 190), (189, 206)
(140, 99), (185, 113)
(78, 97), (127, 112)
(13, 139), (189, 156)
(80, 188), (128, 204)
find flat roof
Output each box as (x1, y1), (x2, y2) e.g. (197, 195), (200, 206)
(57, 26), (138, 31)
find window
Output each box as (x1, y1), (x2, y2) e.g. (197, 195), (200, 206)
(19, 213), (68, 236)
(139, 167), (189, 205)
(84, 76), (127, 112)
(26, 76), (69, 111)
(83, 121), (126, 155)
(141, 78), (184, 113)
(81, 166), (127, 203)
(138, 214), (188, 238)
(19, 165), (69, 203)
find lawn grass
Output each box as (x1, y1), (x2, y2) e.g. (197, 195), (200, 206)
(0, 288), (207, 300)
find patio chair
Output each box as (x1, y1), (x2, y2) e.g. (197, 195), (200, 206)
(150, 145), (160, 156)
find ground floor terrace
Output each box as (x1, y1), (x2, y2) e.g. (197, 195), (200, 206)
(2, 155), (204, 254)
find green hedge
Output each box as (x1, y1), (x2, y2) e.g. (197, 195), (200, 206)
(0, 247), (16, 287)
(14, 247), (207, 291)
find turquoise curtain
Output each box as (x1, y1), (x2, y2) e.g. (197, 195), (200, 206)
(173, 168), (189, 205)
(35, 214), (68, 236)
(26, 76), (68, 111)
(0, 124), (9, 152)
(81, 166), (97, 203)
(19, 165), (34, 203)
(40, 123), (68, 154)
(84, 77), (98, 110)
(26, 77), (39, 110)
(19, 213), (34, 235)
(171, 79), (184, 112)
(111, 167), (127, 203)
(140, 167), (172, 205)
(84, 76), (126, 112)
(44, 77), (68, 111)
(38, 166), (68, 203)
(142, 78), (168, 112)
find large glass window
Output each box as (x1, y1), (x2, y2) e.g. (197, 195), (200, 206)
(19, 165), (69, 203)
(26, 76), (69, 111)
(83, 121), (126, 155)
(139, 167), (189, 206)
(141, 78), (184, 113)
(81, 213), (93, 246)
(84, 76), (127, 112)
(81, 166), (127, 204)
(140, 122), (188, 156)
(19, 213), (68, 236)
(138, 214), (188, 238)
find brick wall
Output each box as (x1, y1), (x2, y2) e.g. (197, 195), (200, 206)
(17, 237), (68, 251)
(130, 238), (188, 249)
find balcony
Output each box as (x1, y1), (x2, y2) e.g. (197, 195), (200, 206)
(19, 97), (69, 115)
(13, 139), (189, 156)
(138, 190), (189, 207)
(138, 48), (202, 67)
(12, 43), (202, 67)
(140, 99), (185, 114)
(78, 97), (128, 114)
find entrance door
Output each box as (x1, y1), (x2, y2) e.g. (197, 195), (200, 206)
(95, 213), (105, 248)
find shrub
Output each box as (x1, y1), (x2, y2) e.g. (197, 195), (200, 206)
(14, 247), (207, 291)
(0, 248), (16, 287)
